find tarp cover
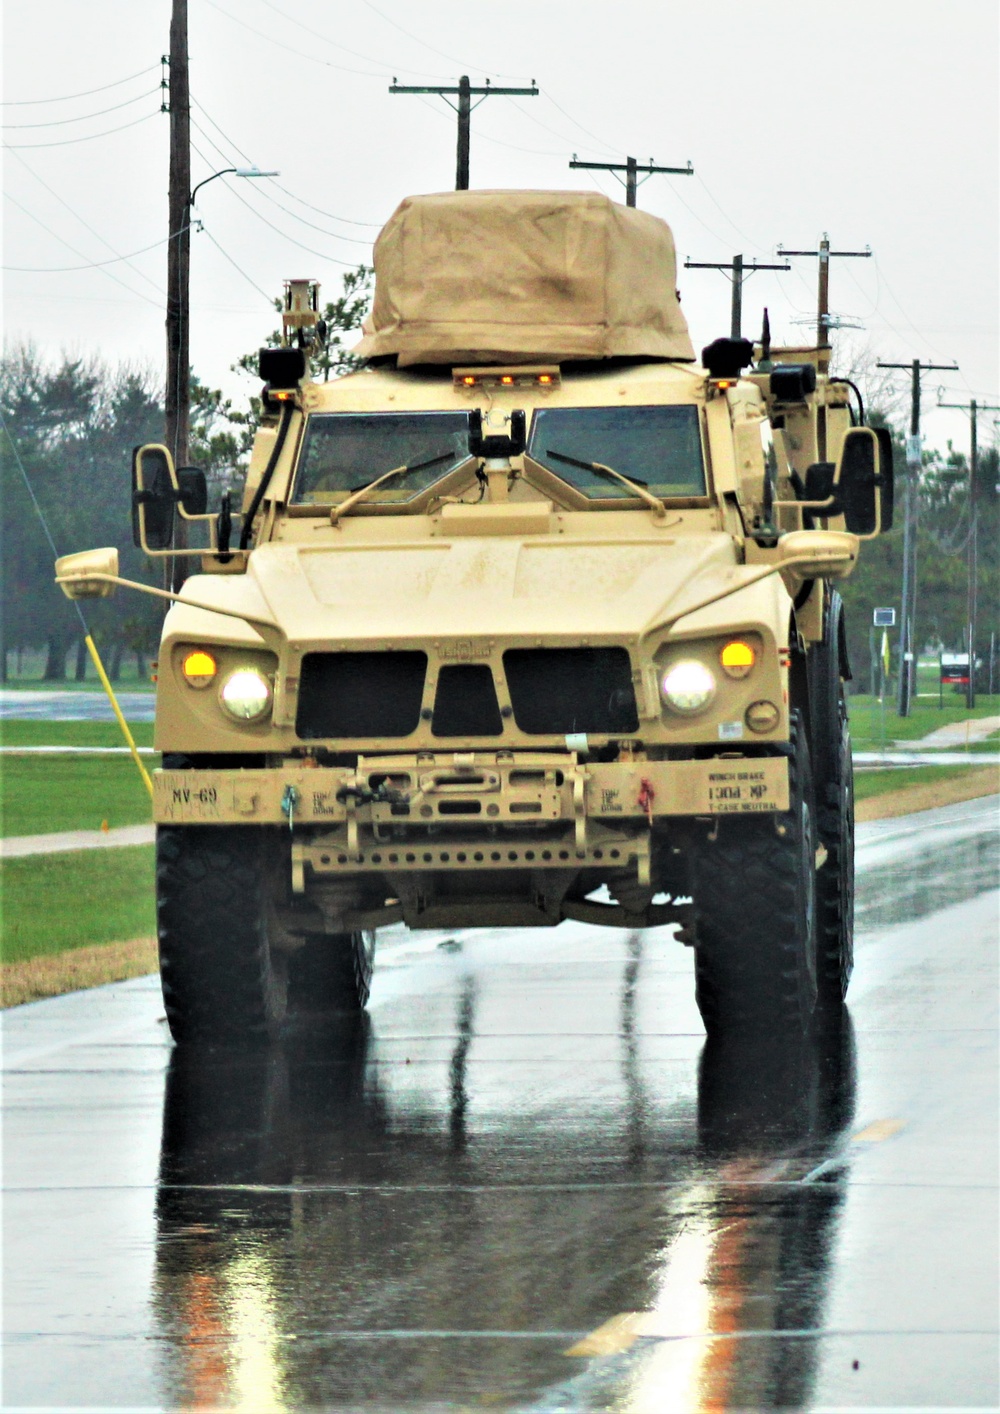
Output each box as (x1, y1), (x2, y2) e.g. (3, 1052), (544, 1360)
(353, 190), (695, 367)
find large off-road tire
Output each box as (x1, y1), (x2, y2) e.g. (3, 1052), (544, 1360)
(156, 825), (287, 1045)
(287, 931), (376, 1019)
(806, 591), (855, 1017)
(815, 703), (854, 1017)
(689, 711), (818, 1039)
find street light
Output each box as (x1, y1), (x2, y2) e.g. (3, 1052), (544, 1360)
(190, 165), (279, 206)
(167, 162), (280, 467)
(166, 163), (278, 588)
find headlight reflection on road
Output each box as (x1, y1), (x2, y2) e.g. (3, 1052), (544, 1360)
(626, 1200), (719, 1411)
(222, 1249), (288, 1413)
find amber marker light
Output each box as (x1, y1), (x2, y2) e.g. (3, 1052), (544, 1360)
(501, 374), (515, 385)
(720, 640), (755, 679)
(537, 373), (553, 384)
(462, 375), (477, 386)
(182, 649), (217, 688)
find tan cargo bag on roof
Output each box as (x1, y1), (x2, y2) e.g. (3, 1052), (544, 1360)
(353, 190), (695, 367)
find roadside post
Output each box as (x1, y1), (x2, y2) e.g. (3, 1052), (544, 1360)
(873, 609), (896, 747)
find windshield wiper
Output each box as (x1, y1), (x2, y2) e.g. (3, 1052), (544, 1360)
(330, 450), (459, 525)
(545, 448), (668, 521)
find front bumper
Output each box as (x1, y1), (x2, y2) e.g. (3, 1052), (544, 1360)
(155, 751), (788, 907)
(154, 750), (789, 833)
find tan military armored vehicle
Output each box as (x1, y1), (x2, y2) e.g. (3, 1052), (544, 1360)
(57, 191), (892, 1044)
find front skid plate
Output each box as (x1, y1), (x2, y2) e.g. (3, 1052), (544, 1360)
(153, 753), (790, 827)
(295, 819), (646, 879)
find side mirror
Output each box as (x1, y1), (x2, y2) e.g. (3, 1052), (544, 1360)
(132, 444), (177, 551)
(55, 546), (120, 600)
(836, 426), (893, 536)
(873, 427), (894, 531)
(176, 466), (208, 517)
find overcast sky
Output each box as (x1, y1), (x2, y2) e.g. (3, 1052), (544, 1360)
(4, 0), (997, 455)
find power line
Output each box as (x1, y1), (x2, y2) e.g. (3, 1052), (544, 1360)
(189, 151), (362, 268)
(2, 88), (160, 129)
(873, 256), (975, 396)
(390, 76), (539, 190)
(2, 207), (190, 272)
(539, 91), (623, 158)
(192, 99), (382, 227)
(876, 356), (961, 716)
(569, 154), (693, 208)
(1, 64), (159, 106)
(2, 189), (162, 306)
(198, 224), (275, 303)
(495, 97), (608, 156)
(3, 109), (159, 150)
(5, 145), (165, 298)
(189, 119), (374, 245)
(935, 395), (1000, 708)
(201, 0), (386, 77)
(361, 0), (533, 82)
(264, 179), (384, 229)
(254, 0), (451, 82)
(693, 174), (768, 255)
(683, 254), (790, 338)
(414, 91), (561, 159)
(662, 176), (738, 250)
(777, 235), (872, 369)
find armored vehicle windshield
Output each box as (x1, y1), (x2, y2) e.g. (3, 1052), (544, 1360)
(295, 411), (471, 503)
(528, 404), (705, 498)
(295, 402), (706, 507)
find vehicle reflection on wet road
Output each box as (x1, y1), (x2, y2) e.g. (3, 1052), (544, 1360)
(3, 796), (997, 1411)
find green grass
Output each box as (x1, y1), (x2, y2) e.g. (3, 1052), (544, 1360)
(0, 719), (155, 748)
(847, 694), (1000, 746)
(0, 847), (155, 964)
(1, 756), (154, 837)
(853, 763), (995, 801)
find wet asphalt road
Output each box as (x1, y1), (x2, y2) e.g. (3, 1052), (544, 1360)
(3, 796), (998, 1412)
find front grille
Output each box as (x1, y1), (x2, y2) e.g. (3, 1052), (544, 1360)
(503, 647), (639, 735)
(297, 651), (427, 739)
(432, 664), (503, 737)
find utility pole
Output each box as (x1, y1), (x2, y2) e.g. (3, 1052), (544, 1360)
(389, 76), (538, 190)
(877, 357), (959, 715)
(683, 254), (790, 339)
(165, 0), (190, 470)
(569, 154), (693, 208)
(936, 396), (1000, 707)
(778, 235), (871, 372)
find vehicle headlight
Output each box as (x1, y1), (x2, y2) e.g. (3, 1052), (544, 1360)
(660, 660), (717, 714)
(219, 667), (272, 721)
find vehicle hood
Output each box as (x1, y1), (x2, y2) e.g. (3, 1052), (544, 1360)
(171, 533), (763, 648)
